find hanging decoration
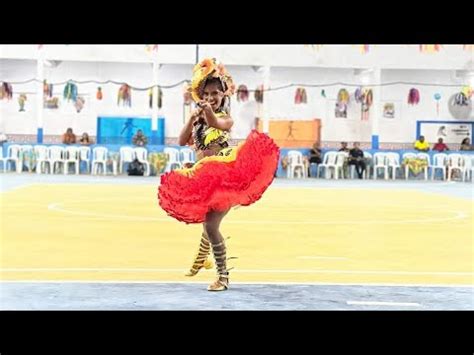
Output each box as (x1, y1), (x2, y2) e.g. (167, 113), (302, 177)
(463, 45), (474, 51)
(383, 103), (395, 118)
(461, 86), (473, 99)
(44, 97), (59, 109)
(335, 88), (349, 118)
(18, 94), (27, 112)
(359, 45), (370, 53)
(74, 97), (85, 113)
(294, 87), (307, 104)
(148, 86), (163, 109)
(118, 84), (132, 107)
(452, 87), (472, 106)
(354, 87), (363, 103)
(361, 88), (373, 120)
(419, 45), (441, 53)
(43, 80), (53, 98)
(321, 89), (326, 98)
(96, 87), (103, 100)
(0, 82), (13, 100)
(434, 93), (441, 116)
(145, 45), (159, 53)
(254, 85), (264, 103)
(408, 88), (420, 105)
(237, 84), (249, 102)
(63, 81), (78, 102)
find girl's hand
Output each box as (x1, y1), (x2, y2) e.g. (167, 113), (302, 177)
(190, 108), (204, 122)
(198, 100), (213, 112)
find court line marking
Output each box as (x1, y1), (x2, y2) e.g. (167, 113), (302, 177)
(347, 301), (422, 307)
(1, 280), (473, 288)
(46, 202), (469, 225)
(0, 183), (42, 193)
(297, 256), (349, 260)
(1, 268), (472, 276)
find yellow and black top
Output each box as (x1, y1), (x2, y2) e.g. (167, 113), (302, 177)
(192, 111), (230, 160)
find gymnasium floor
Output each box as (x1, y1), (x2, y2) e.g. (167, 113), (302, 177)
(1, 174), (473, 310)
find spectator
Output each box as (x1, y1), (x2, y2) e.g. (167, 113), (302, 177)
(62, 128), (76, 145)
(308, 142), (322, 177)
(414, 135), (429, 152)
(460, 138), (473, 151)
(338, 142), (349, 152)
(132, 129), (148, 147)
(348, 142), (366, 179)
(79, 132), (93, 145)
(432, 138), (449, 152)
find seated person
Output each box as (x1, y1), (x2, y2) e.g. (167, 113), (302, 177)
(338, 141), (349, 152)
(308, 142), (322, 176)
(348, 142), (366, 179)
(79, 132), (93, 145)
(62, 128), (76, 144)
(432, 138), (449, 152)
(414, 135), (429, 152)
(132, 129), (148, 147)
(460, 138), (473, 151)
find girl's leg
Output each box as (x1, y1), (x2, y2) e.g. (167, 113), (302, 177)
(184, 226), (213, 277)
(205, 209), (230, 291)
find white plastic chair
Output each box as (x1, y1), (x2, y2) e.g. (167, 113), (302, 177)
(92, 147), (108, 175)
(78, 146), (91, 174)
(0, 146), (7, 172)
(180, 148), (196, 166)
(164, 148), (182, 173)
(5, 144), (22, 173)
(447, 154), (465, 182)
(21, 144), (33, 151)
(47, 146), (66, 174)
(286, 151), (306, 178)
(386, 152), (401, 180)
(119, 147), (136, 174)
(462, 155), (473, 182)
(34, 145), (50, 174)
(416, 153), (431, 180)
(134, 147), (150, 177)
(363, 152), (372, 179)
(63, 146), (80, 175)
(317, 151), (337, 179)
(331, 152), (348, 180)
(402, 153), (417, 180)
(431, 153), (448, 181)
(373, 152), (388, 180)
(19, 145), (35, 173)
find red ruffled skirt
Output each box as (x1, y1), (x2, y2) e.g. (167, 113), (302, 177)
(158, 130), (280, 224)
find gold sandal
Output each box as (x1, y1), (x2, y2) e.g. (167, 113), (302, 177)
(185, 233), (214, 277)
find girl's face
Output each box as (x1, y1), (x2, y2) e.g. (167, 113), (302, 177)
(201, 81), (224, 112)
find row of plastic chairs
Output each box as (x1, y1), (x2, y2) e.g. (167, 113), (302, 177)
(286, 150), (474, 182)
(287, 151), (372, 180)
(370, 152), (473, 181)
(162, 147), (196, 173)
(0, 144), (90, 174)
(0, 144), (197, 176)
(0, 145), (151, 176)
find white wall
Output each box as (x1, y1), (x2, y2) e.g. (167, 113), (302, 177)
(4, 45), (472, 70)
(1, 57), (473, 145)
(380, 69), (474, 143)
